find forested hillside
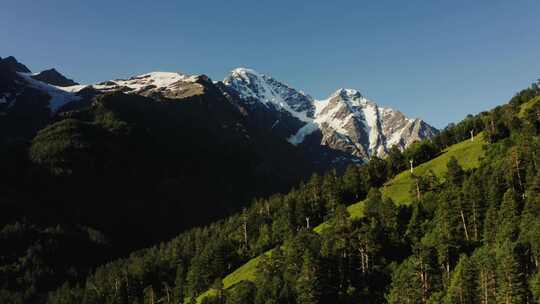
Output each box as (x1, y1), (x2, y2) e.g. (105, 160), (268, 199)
(41, 81), (540, 304)
(0, 64), (316, 303)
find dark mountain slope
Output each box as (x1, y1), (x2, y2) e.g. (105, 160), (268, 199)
(31, 68), (78, 87)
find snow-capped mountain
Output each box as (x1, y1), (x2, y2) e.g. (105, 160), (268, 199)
(224, 68), (315, 118)
(1, 55), (437, 166)
(0, 56), (82, 112)
(223, 68), (438, 162)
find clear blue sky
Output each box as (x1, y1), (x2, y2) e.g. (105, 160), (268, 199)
(2, 0), (540, 127)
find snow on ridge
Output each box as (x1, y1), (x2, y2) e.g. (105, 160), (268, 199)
(360, 102), (380, 152)
(224, 68), (436, 159)
(17, 72), (81, 112)
(230, 67), (261, 78)
(329, 88), (363, 100)
(288, 122), (318, 145)
(57, 84), (88, 93)
(224, 67), (314, 122)
(93, 71), (197, 92)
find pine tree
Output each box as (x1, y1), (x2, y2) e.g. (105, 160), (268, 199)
(430, 190), (461, 286)
(444, 254), (478, 304)
(255, 248), (285, 304)
(343, 164), (365, 202)
(462, 175), (485, 241)
(387, 256), (426, 304)
(364, 188), (383, 219)
(406, 201), (427, 244)
(473, 247), (497, 304)
(520, 173), (540, 268)
(446, 156), (464, 187)
(322, 169), (342, 217)
(386, 145), (407, 176)
(483, 204), (498, 247)
(366, 156), (388, 188)
(496, 189), (520, 245)
(173, 263), (186, 304)
(496, 242), (528, 304)
(296, 252), (322, 304)
(530, 271), (540, 304)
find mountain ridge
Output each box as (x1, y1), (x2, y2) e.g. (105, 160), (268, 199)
(1, 56), (437, 165)
(223, 67), (438, 162)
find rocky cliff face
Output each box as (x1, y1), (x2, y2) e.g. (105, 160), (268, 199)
(223, 68), (438, 163)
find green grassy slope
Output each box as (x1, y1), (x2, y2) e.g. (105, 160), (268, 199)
(197, 135), (486, 302)
(380, 133), (485, 205)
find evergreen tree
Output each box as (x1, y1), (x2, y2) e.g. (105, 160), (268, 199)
(496, 242), (528, 304)
(342, 165), (366, 203)
(462, 175), (485, 241)
(322, 169), (343, 217)
(366, 156), (388, 188)
(444, 254), (478, 304)
(173, 263), (186, 304)
(483, 204), (499, 247)
(386, 145), (407, 177)
(296, 251), (322, 304)
(496, 189), (520, 245)
(530, 271), (540, 304)
(446, 156), (464, 187)
(473, 247), (497, 304)
(364, 188), (383, 219)
(520, 173), (540, 268)
(386, 256), (426, 304)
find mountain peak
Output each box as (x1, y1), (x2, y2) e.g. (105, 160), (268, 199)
(223, 68), (315, 118)
(223, 69), (437, 162)
(230, 67), (260, 77)
(330, 88), (363, 100)
(31, 68), (79, 87)
(0, 56), (31, 73)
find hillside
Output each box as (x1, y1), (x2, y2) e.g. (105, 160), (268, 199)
(197, 133), (487, 302)
(40, 80), (540, 304)
(3, 55), (538, 304)
(330, 132), (485, 223)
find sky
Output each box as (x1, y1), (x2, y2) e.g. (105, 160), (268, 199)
(2, 0), (540, 128)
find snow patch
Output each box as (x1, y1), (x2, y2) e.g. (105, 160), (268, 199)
(288, 122), (318, 145)
(56, 84), (88, 93)
(93, 71), (196, 92)
(360, 103), (379, 152)
(17, 72), (81, 112)
(224, 67), (314, 121)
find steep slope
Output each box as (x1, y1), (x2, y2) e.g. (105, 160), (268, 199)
(223, 68), (437, 163)
(337, 132), (485, 220)
(1, 59), (328, 302)
(305, 88), (438, 160)
(31, 68), (79, 87)
(0, 57), (79, 141)
(0, 56), (31, 73)
(196, 134), (486, 302)
(2, 57), (320, 248)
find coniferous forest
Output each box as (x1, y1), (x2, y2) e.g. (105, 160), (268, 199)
(3, 77), (540, 303)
